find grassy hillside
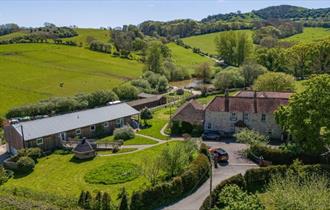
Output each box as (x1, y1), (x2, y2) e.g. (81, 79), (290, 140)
(182, 30), (253, 55)
(63, 28), (110, 47)
(0, 44), (143, 115)
(0, 31), (28, 41)
(167, 43), (214, 72)
(282, 27), (330, 43)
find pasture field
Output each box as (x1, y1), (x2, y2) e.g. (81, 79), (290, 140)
(1, 141), (182, 203)
(282, 27), (330, 43)
(63, 28), (111, 47)
(182, 30), (253, 55)
(0, 43), (143, 116)
(0, 31), (29, 41)
(167, 43), (214, 72)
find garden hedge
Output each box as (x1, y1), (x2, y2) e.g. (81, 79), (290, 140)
(249, 145), (322, 165)
(199, 164), (330, 210)
(130, 153), (210, 210)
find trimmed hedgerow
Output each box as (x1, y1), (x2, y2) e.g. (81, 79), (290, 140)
(114, 126), (135, 140)
(130, 153), (210, 210)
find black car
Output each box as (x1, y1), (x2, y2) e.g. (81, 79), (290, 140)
(210, 148), (229, 162)
(202, 131), (221, 141)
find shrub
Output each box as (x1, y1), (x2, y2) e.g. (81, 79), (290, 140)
(16, 156), (35, 173)
(200, 174), (246, 210)
(17, 148), (42, 161)
(130, 153), (210, 210)
(234, 128), (269, 146)
(0, 166), (11, 185)
(249, 144), (296, 165)
(114, 126), (135, 140)
(217, 184), (264, 210)
(113, 84), (138, 101)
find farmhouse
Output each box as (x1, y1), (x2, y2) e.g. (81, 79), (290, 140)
(172, 91), (292, 139)
(172, 100), (205, 126)
(4, 103), (139, 154)
(205, 91), (292, 139)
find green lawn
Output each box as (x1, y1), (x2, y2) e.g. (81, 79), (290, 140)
(182, 30), (253, 55)
(282, 27), (330, 43)
(0, 43), (143, 116)
(63, 28), (111, 47)
(138, 107), (175, 140)
(167, 43), (214, 72)
(97, 135), (158, 145)
(1, 141), (182, 204)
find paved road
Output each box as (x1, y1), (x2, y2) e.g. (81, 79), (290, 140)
(162, 141), (257, 210)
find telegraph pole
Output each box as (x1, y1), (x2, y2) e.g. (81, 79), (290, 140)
(209, 157), (213, 209)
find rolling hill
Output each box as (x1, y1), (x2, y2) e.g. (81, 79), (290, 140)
(63, 28), (110, 47)
(282, 27), (330, 43)
(182, 30), (253, 55)
(0, 43), (143, 115)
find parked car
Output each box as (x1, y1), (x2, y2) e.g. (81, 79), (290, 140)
(202, 131), (221, 141)
(209, 148), (229, 162)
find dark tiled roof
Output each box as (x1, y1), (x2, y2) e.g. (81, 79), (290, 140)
(206, 91), (290, 113)
(73, 139), (94, 153)
(236, 91), (293, 99)
(128, 95), (164, 107)
(172, 100), (204, 125)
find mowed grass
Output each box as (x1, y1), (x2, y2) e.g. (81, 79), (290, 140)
(182, 30), (253, 55)
(138, 107), (175, 140)
(1, 141), (182, 201)
(282, 27), (330, 43)
(167, 43), (214, 72)
(63, 28), (111, 47)
(0, 43), (143, 116)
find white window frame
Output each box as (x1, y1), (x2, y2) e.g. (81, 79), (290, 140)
(59, 132), (67, 141)
(75, 128), (81, 136)
(36, 138), (43, 145)
(90, 125), (96, 132)
(243, 113), (249, 121)
(116, 118), (124, 128)
(103, 122), (109, 128)
(230, 112), (237, 121)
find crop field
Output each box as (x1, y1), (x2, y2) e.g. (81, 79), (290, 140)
(167, 43), (214, 72)
(63, 28), (111, 47)
(0, 43), (143, 115)
(282, 27), (330, 43)
(1, 141), (182, 204)
(182, 30), (253, 55)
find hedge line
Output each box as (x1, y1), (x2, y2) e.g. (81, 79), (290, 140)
(200, 164), (330, 210)
(249, 145), (322, 165)
(130, 153), (210, 210)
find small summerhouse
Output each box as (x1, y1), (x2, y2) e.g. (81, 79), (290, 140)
(73, 138), (96, 160)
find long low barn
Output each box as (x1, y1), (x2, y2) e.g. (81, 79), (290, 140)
(4, 103), (139, 154)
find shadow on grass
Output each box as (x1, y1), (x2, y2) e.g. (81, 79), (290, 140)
(69, 156), (95, 164)
(13, 170), (33, 179)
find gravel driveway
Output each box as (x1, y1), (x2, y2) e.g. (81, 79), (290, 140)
(162, 140), (257, 210)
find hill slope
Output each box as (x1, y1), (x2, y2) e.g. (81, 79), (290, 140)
(282, 27), (330, 43)
(63, 28), (110, 47)
(182, 30), (253, 55)
(0, 44), (143, 115)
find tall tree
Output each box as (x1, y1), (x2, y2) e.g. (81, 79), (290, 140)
(215, 31), (253, 66)
(253, 72), (295, 92)
(145, 42), (165, 74)
(275, 74), (330, 155)
(287, 43), (312, 78)
(240, 61), (267, 86)
(117, 188), (129, 210)
(194, 62), (213, 83)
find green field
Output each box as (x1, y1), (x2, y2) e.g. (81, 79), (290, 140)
(63, 28), (111, 47)
(0, 31), (29, 41)
(167, 43), (214, 72)
(97, 135), (158, 145)
(182, 30), (253, 55)
(282, 27), (330, 43)
(0, 43), (143, 116)
(1, 141), (182, 204)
